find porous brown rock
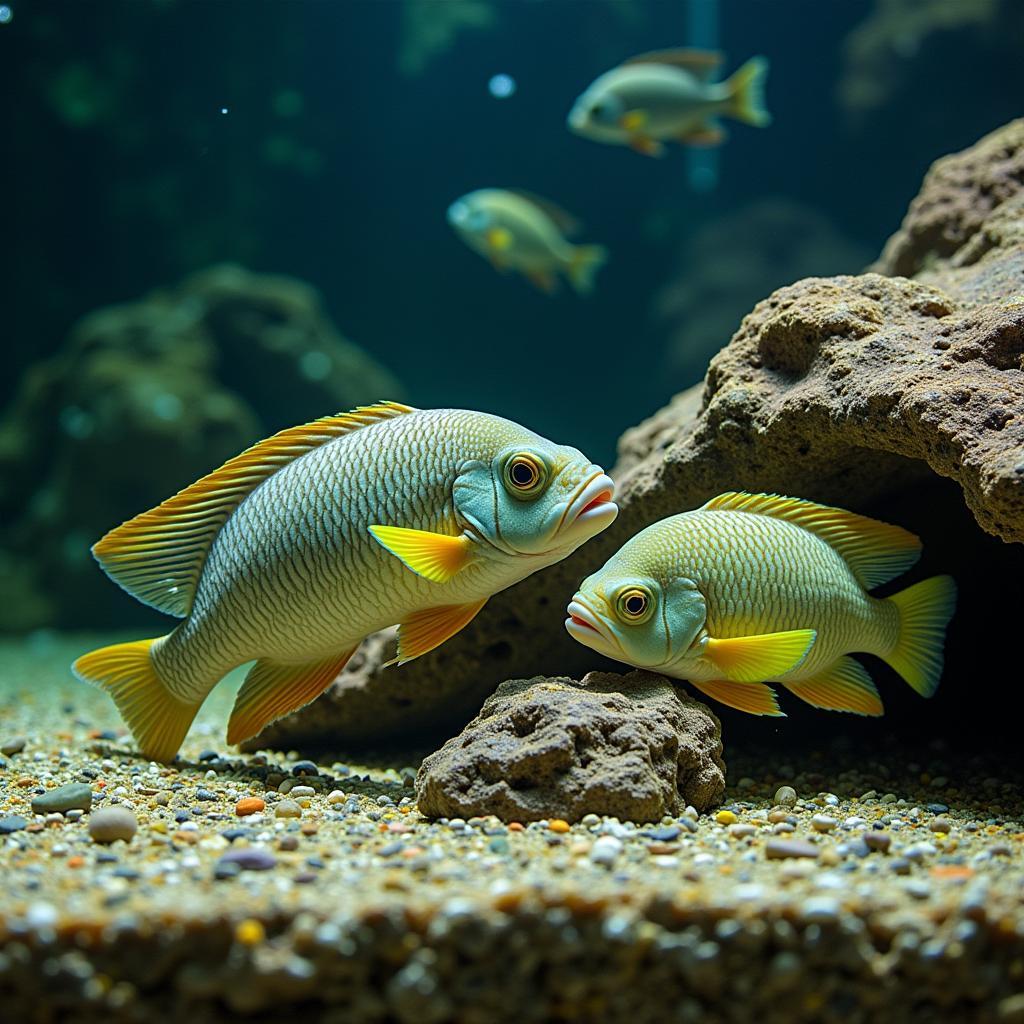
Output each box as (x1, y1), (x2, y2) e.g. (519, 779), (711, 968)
(415, 671), (725, 823)
(250, 120), (1024, 752)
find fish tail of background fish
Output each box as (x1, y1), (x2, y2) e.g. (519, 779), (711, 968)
(880, 574), (958, 697)
(566, 244), (609, 295)
(722, 56), (771, 127)
(72, 634), (204, 762)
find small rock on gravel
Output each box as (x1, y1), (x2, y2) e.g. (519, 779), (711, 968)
(0, 736), (26, 756)
(217, 847), (276, 872)
(416, 671), (725, 823)
(88, 806), (138, 843)
(765, 838), (820, 860)
(0, 815), (28, 834)
(31, 782), (93, 814)
(773, 786), (797, 806)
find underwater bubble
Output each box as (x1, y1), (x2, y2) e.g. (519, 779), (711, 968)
(0, 6), (11, 25)
(488, 73), (516, 99)
(220, 106), (229, 115)
(151, 392), (183, 421)
(58, 406), (94, 439)
(299, 350), (331, 382)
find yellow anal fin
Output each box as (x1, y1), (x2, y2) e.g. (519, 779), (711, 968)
(627, 135), (664, 158)
(72, 636), (200, 762)
(525, 269), (559, 295)
(388, 599), (488, 666)
(783, 657), (883, 716)
(688, 679), (784, 717)
(369, 525), (475, 583)
(226, 648), (356, 746)
(94, 401), (414, 617)
(680, 122), (726, 147)
(702, 492), (921, 590)
(704, 629), (816, 683)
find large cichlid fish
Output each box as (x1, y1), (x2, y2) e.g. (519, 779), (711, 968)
(74, 403), (617, 761)
(566, 492), (956, 716)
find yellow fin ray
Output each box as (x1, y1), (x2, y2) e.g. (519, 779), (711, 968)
(687, 679), (784, 716)
(702, 492), (922, 589)
(883, 575), (957, 697)
(227, 648), (356, 746)
(93, 401), (414, 616)
(369, 525), (475, 583)
(704, 629), (816, 683)
(72, 637), (200, 762)
(783, 657), (883, 716)
(387, 599), (488, 666)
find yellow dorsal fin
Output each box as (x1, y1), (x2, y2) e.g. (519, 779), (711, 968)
(93, 401), (415, 617)
(369, 525), (475, 583)
(704, 629), (816, 683)
(622, 48), (724, 80)
(386, 599), (488, 666)
(507, 189), (581, 236)
(702, 492), (922, 589)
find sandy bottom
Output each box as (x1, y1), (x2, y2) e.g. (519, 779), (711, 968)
(1, 633), (1023, 1023)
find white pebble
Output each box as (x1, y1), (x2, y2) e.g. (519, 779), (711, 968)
(589, 836), (623, 865)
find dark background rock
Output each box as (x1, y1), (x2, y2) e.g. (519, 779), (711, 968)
(0, 265), (403, 632)
(416, 671), (725, 823)
(249, 120), (1024, 757)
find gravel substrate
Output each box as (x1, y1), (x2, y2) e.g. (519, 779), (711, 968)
(2, 633), (1024, 1023)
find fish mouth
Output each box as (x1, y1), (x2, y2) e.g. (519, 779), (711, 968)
(563, 472), (617, 532)
(565, 596), (621, 656)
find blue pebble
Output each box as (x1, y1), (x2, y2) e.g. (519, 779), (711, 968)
(641, 826), (682, 842)
(0, 815), (27, 834)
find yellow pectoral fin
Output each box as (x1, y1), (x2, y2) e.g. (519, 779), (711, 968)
(486, 227), (513, 252)
(388, 599), (488, 666)
(782, 656), (883, 716)
(369, 525), (475, 583)
(621, 109), (647, 132)
(704, 629), (816, 683)
(687, 679), (784, 717)
(226, 647), (356, 746)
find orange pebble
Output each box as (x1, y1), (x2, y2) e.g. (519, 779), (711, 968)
(548, 819), (571, 834)
(508, 822), (525, 832)
(235, 797), (266, 817)
(67, 856), (85, 869)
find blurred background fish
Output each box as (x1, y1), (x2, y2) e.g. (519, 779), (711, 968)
(568, 48), (770, 156)
(447, 188), (608, 294)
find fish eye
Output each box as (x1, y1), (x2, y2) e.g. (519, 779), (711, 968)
(591, 102), (605, 118)
(616, 587), (653, 623)
(503, 453), (547, 498)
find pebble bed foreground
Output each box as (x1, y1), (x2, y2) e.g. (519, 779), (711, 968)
(2, 636), (1024, 1024)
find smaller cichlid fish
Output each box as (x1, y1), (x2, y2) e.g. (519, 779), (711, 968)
(566, 492), (957, 717)
(568, 48), (770, 157)
(73, 403), (618, 761)
(447, 188), (608, 295)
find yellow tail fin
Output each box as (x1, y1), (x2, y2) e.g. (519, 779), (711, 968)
(568, 244), (609, 295)
(72, 638), (200, 761)
(724, 56), (771, 127)
(883, 576), (957, 697)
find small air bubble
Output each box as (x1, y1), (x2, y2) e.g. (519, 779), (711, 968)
(488, 73), (516, 99)
(299, 351), (331, 381)
(220, 106), (229, 115)
(0, 6), (12, 25)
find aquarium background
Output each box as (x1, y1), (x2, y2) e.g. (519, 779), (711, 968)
(2, 0), (1020, 749)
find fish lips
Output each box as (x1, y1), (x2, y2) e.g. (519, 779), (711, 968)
(565, 596), (621, 657)
(559, 472), (618, 542)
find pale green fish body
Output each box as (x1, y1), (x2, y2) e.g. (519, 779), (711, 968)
(567, 49), (771, 157)
(447, 189), (608, 295)
(567, 492), (957, 717)
(74, 404), (617, 760)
